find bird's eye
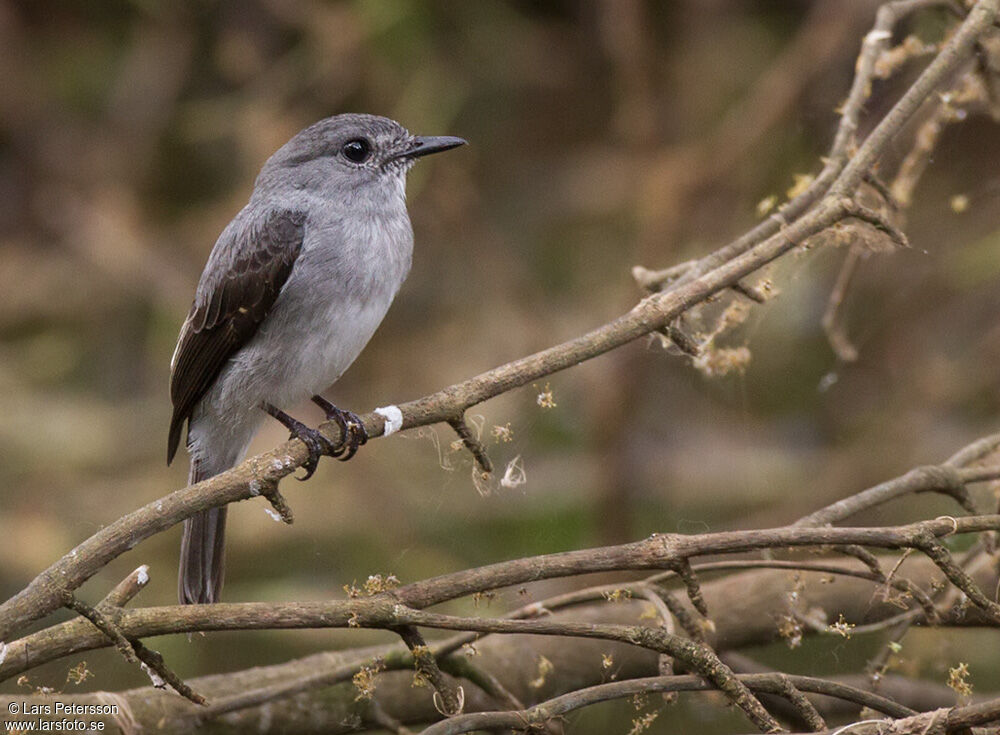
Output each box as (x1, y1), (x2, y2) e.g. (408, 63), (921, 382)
(341, 138), (371, 163)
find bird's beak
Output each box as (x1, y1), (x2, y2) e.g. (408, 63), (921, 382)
(394, 135), (467, 161)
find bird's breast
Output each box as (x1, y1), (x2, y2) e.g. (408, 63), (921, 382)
(247, 207), (412, 406)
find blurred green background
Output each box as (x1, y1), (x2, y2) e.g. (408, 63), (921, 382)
(2, 0), (1000, 729)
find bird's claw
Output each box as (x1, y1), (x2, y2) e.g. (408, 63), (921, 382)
(311, 396), (368, 461)
(294, 428), (336, 480)
(261, 403), (336, 480)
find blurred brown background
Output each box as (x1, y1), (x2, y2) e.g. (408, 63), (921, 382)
(2, 0), (1000, 730)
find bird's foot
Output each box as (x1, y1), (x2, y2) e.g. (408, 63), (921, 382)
(262, 402), (336, 481)
(311, 395), (368, 461)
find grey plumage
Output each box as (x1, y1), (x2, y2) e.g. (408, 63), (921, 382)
(168, 114), (464, 604)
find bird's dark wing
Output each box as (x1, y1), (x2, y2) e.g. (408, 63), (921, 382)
(167, 209), (307, 464)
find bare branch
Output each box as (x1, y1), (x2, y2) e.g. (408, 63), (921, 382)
(446, 415), (493, 473)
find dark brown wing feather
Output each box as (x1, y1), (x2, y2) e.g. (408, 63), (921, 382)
(167, 209), (307, 464)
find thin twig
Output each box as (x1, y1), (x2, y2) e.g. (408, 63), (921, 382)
(638, 586), (678, 694)
(98, 565), (151, 609)
(394, 625), (464, 717)
(63, 595), (137, 665)
(915, 536), (1000, 623)
(259, 479), (293, 524)
(821, 247), (862, 362)
(447, 415), (493, 473)
(133, 640), (207, 706)
(795, 464), (993, 527)
(64, 594), (205, 705)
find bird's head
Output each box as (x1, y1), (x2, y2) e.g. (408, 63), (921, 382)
(255, 113), (466, 206)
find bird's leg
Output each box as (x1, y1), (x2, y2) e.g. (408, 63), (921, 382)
(261, 402), (336, 481)
(311, 395), (368, 461)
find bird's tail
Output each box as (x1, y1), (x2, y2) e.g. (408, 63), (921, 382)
(179, 457), (228, 604)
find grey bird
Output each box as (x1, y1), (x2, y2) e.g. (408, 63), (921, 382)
(167, 113), (465, 604)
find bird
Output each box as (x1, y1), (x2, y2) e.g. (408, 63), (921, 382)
(167, 113), (465, 604)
